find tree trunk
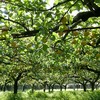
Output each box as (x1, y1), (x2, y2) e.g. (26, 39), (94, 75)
(43, 87), (46, 92)
(43, 82), (47, 92)
(51, 84), (54, 92)
(64, 85), (66, 91)
(32, 84), (35, 93)
(22, 84), (25, 92)
(14, 80), (18, 94)
(82, 84), (87, 92)
(90, 82), (95, 91)
(48, 84), (51, 92)
(43, 84), (46, 92)
(60, 85), (62, 91)
(3, 83), (7, 92)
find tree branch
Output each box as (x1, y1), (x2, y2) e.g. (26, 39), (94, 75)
(81, 0), (99, 13)
(73, 7), (100, 23)
(81, 66), (100, 75)
(12, 30), (39, 38)
(0, 16), (29, 31)
(47, 0), (71, 10)
(63, 26), (100, 32)
(60, 0), (78, 23)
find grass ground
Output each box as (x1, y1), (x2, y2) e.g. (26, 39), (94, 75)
(0, 90), (100, 100)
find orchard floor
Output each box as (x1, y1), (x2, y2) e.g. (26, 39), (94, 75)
(0, 89), (100, 100)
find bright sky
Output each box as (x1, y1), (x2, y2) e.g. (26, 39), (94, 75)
(47, 0), (54, 8)
(44, 0), (54, 9)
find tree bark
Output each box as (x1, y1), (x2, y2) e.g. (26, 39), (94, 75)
(60, 84), (62, 91)
(73, 7), (100, 23)
(31, 84), (35, 93)
(22, 84), (25, 92)
(64, 84), (67, 91)
(43, 84), (46, 92)
(43, 87), (46, 92)
(3, 82), (8, 92)
(51, 84), (55, 92)
(14, 80), (18, 94)
(48, 84), (51, 92)
(3, 83), (6, 92)
(43, 81), (47, 92)
(90, 82), (95, 91)
(82, 84), (87, 92)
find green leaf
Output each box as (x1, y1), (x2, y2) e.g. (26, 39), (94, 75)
(50, 35), (56, 41)
(43, 44), (48, 51)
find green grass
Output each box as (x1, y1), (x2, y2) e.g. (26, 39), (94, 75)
(0, 90), (100, 100)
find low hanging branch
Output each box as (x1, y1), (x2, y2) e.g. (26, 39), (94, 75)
(12, 30), (39, 38)
(64, 26), (100, 32)
(0, 16), (29, 31)
(10, 25), (100, 39)
(0, 24), (100, 40)
(81, 66), (100, 75)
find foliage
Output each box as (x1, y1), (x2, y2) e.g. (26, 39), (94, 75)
(0, 0), (100, 94)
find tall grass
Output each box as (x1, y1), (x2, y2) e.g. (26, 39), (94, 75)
(0, 90), (100, 100)
(0, 92), (27, 100)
